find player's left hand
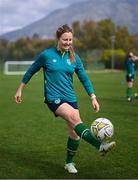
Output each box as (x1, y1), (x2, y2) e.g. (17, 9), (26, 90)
(91, 98), (100, 112)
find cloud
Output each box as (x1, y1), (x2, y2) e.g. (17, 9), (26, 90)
(0, 0), (87, 35)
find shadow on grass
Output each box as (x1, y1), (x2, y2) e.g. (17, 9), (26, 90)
(0, 148), (87, 179)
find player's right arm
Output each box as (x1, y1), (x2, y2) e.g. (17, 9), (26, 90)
(14, 52), (46, 104)
(15, 82), (25, 103)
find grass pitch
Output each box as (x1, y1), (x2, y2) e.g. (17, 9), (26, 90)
(0, 71), (138, 179)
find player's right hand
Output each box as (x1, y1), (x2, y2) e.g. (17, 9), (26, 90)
(15, 90), (22, 103)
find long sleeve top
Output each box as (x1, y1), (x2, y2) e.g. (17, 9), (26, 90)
(125, 57), (135, 76)
(22, 47), (95, 102)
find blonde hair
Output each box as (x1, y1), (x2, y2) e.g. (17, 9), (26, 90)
(56, 24), (76, 62)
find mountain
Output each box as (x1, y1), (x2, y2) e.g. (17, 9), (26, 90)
(1, 0), (138, 41)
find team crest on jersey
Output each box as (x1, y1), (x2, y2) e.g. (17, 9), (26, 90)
(54, 99), (61, 104)
(67, 59), (71, 65)
(52, 59), (57, 62)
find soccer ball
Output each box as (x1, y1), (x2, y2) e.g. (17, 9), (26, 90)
(91, 118), (114, 142)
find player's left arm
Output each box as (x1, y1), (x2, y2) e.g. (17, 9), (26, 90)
(75, 54), (100, 112)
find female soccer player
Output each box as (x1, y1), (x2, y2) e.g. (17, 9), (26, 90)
(125, 52), (138, 102)
(15, 24), (116, 173)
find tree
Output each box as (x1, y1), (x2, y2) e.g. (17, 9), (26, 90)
(72, 21), (83, 39)
(130, 35), (138, 54)
(115, 26), (131, 51)
(101, 49), (126, 69)
(0, 39), (9, 61)
(98, 19), (116, 48)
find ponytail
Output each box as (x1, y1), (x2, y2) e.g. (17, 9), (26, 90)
(69, 46), (76, 63)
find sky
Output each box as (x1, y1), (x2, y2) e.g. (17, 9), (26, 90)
(0, 0), (87, 35)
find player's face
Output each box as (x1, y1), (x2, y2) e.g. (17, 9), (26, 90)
(58, 32), (73, 51)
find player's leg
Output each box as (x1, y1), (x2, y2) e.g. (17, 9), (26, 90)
(126, 81), (133, 102)
(55, 103), (115, 173)
(126, 75), (134, 102)
(66, 121), (80, 164)
(55, 103), (101, 149)
(46, 100), (80, 173)
(56, 103), (115, 152)
(64, 122), (80, 173)
(56, 103), (101, 173)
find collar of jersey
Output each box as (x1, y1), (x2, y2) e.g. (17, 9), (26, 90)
(56, 47), (68, 58)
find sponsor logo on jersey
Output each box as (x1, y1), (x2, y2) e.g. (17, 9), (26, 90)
(52, 59), (57, 62)
(54, 99), (61, 104)
(67, 59), (71, 65)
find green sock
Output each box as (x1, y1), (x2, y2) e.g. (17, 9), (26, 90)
(126, 87), (132, 97)
(74, 123), (101, 149)
(66, 137), (80, 164)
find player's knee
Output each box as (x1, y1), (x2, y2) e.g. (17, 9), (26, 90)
(68, 112), (81, 126)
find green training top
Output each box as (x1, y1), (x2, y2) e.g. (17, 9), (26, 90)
(125, 57), (135, 76)
(22, 47), (95, 102)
